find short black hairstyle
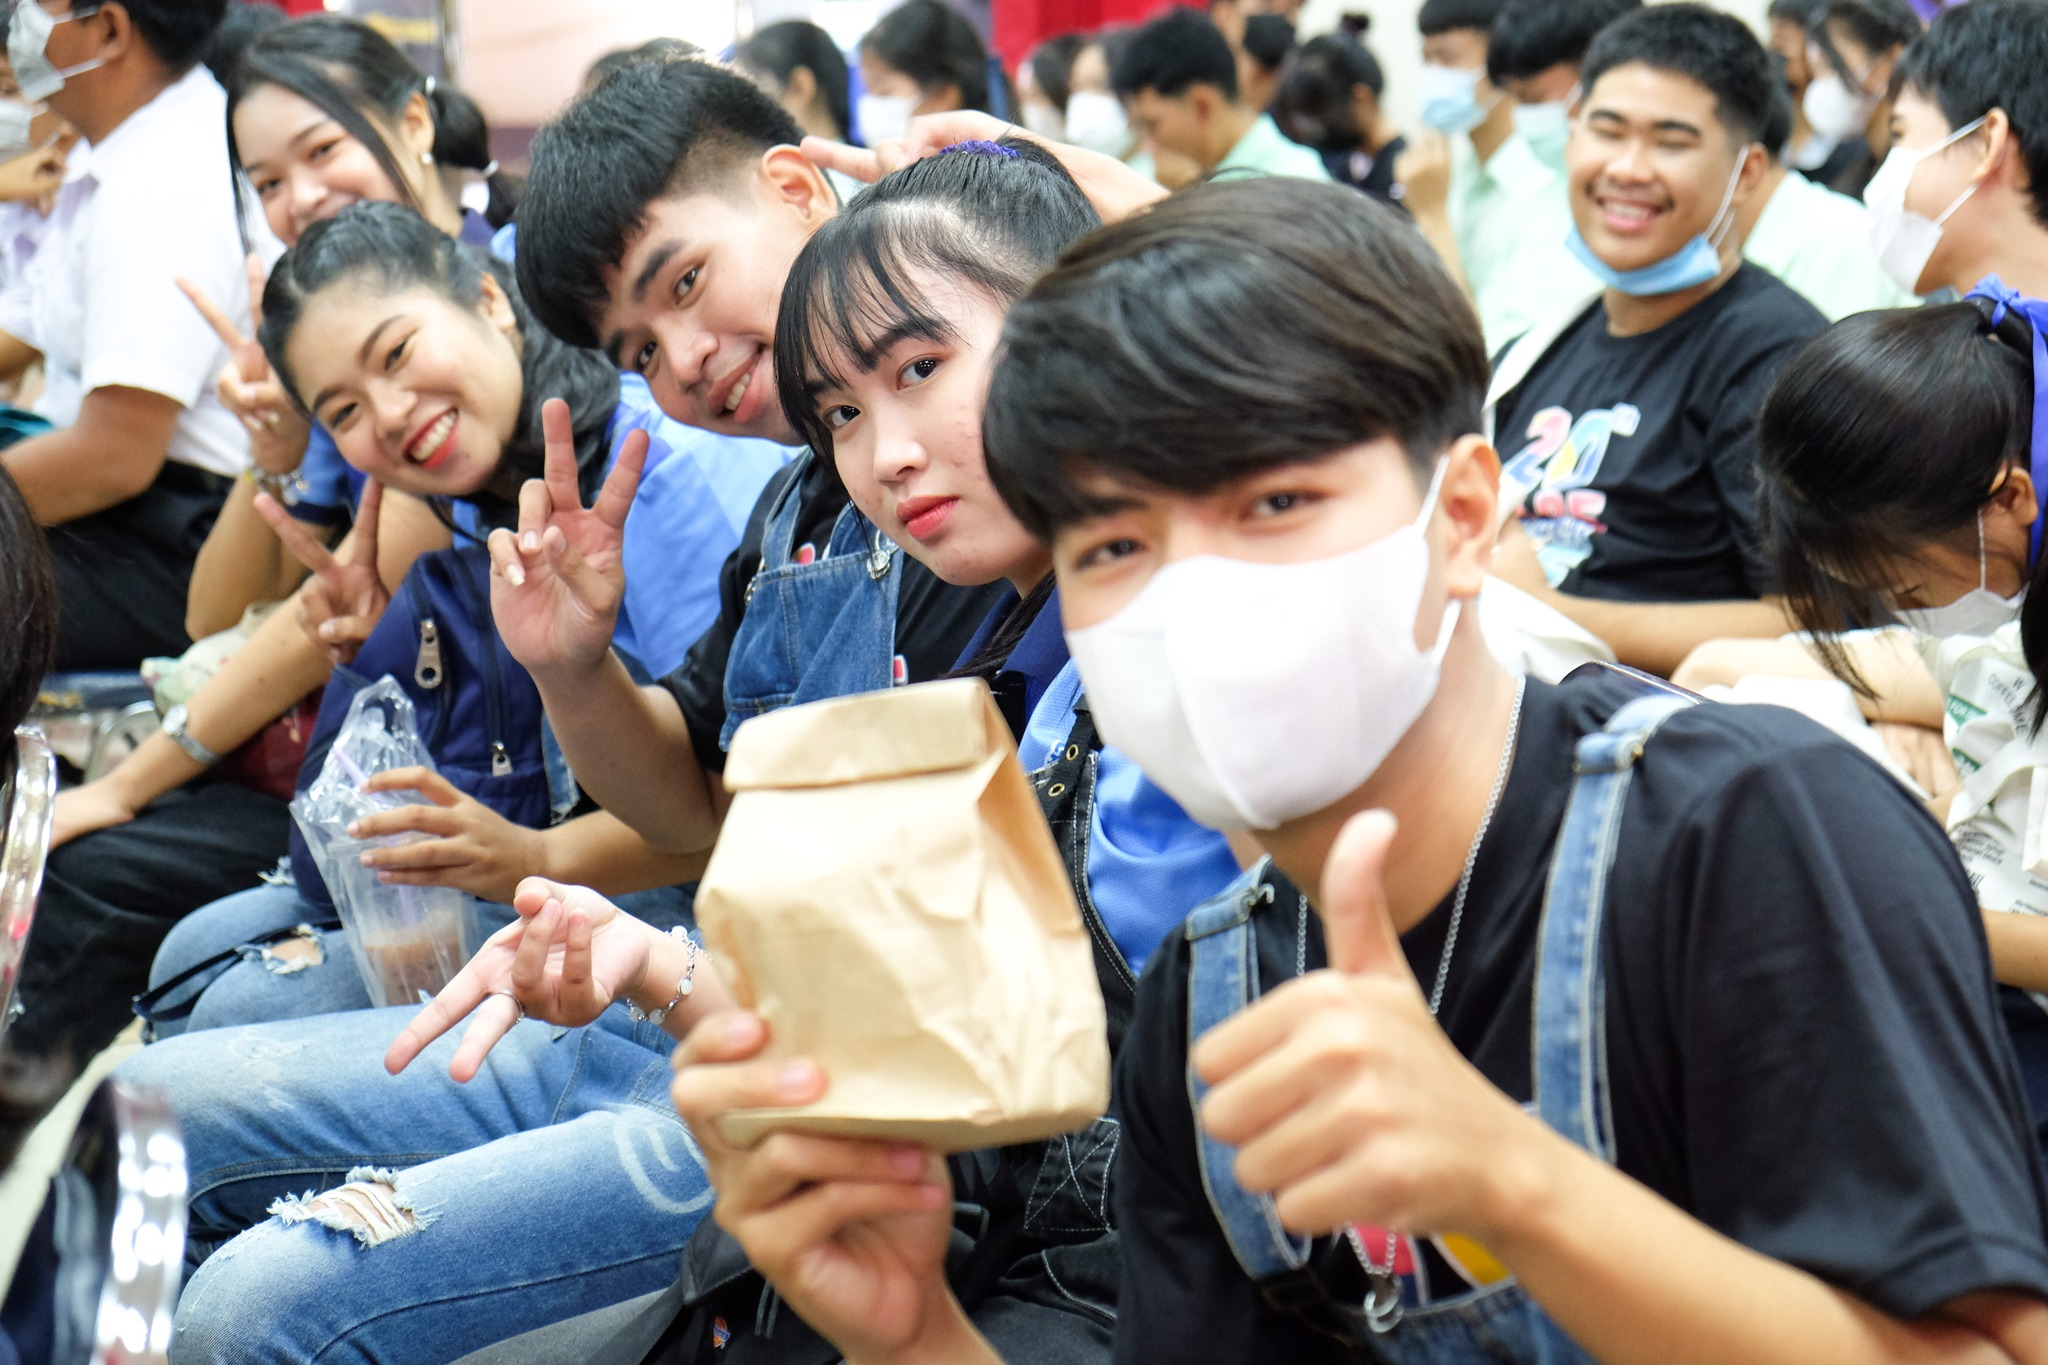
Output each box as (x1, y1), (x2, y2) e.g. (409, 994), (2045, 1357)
(1242, 13), (1297, 73)
(112, 0), (227, 70)
(1810, 0), (1918, 85)
(985, 179), (1488, 539)
(202, 0), (280, 88)
(1897, 0), (2048, 228)
(776, 137), (1099, 462)
(1765, 0), (1830, 30)
(1761, 54), (1795, 153)
(1112, 7), (1239, 102)
(861, 0), (993, 113)
(1580, 3), (1776, 146)
(1029, 31), (1085, 111)
(518, 58), (805, 350)
(1418, 0), (1510, 40)
(736, 21), (849, 141)
(1486, 0), (1642, 86)
(584, 36), (701, 92)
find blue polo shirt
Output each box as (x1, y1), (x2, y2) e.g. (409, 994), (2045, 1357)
(961, 586), (1242, 973)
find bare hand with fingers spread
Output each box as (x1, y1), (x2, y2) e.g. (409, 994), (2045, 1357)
(487, 396), (647, 674)
(384, 877), (728, 1083)
(181, 255), (311, 477)
(1192, 811), (1550, 1245)
(668, 1013), (995, 1365)
(256, 478), (391, 664)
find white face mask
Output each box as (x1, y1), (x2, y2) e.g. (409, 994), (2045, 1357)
(1066, 463), (1458, 832)
(1894, 514), (2026, 639)
(0, 100), (38, 161)
(1801, 72), (1876, 145)
(1512, 97), (1572, 166)
(1064, 91), (1130, 156)
(9, 3), (101, 103)
(1020, 101), (1066, 142)
(857, 93), (917, 147)
(1863, 116), (1987, 295)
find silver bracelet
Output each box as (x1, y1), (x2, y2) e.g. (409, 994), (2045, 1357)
(626, 927), (699, 1028)
(160, 703), (221, 767)
(242, 464), (309, 507)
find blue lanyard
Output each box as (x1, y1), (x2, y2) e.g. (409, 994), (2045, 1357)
(1969, 274), (2048, 564)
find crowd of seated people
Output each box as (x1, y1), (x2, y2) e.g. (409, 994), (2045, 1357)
(9, 0), (2048, 1362)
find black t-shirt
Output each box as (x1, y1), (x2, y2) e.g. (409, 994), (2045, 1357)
(1494, 264), (1824, 603)
(657, 456), (1006, 771)
(1113, 674), (2048, 1364)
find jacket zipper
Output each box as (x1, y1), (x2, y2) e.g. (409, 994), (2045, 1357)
(452, 554), (514, 776)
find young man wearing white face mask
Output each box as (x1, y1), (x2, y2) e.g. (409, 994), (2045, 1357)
(664, 176), (2048, 1365)
(1395, 0), (1602, 352)
(1482, 4), (1826, 677)
(1865, 0), (2048, 304)
(0, 0), (264, 671)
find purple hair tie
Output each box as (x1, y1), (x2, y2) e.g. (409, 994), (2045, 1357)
(937, 139), (1019, 158)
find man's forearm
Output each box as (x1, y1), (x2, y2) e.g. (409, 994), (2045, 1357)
(1546, 592), (1792, 677)
(1484, 1123), (2043, 1365)
(3, 422), (163, 524)
(532, 652), (720, 855)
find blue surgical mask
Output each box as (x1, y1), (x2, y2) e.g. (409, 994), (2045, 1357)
(1418, 64), (1497, 135)
(1564, 150), (1749, 297)
(1513, 97), (1573, 169)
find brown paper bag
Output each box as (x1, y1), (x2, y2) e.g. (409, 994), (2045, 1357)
(695, 677), (1111, 1152)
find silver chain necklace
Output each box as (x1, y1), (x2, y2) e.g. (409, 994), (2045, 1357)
(1331, 675), (1527, 1333)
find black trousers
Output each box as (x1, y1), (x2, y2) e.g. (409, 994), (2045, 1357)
(44, 461), (229, 670)
(4, 778), (290, 1075)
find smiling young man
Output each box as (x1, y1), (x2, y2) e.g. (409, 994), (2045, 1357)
(1109, 6), (1331, 182)
(503, 56), (1004, 861)
(665, 174), (2048, 1365)
(1483, 3), (1825, 675)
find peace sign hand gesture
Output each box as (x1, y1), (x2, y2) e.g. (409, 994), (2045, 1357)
(255, 478), (392, 665)
(180, 254), (310, 476)
(487, 396), (648, 674)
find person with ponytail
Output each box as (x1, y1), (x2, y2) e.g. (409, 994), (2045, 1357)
(1755, 293), (2048, 1129)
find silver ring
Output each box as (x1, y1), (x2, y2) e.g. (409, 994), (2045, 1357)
(490, 990), (526, 1021)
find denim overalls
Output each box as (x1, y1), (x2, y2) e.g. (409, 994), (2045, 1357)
(1187, 693), (1689, 1363)
(719, 450), (903, 750)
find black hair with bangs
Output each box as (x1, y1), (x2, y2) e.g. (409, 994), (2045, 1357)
(984, 177), (1486, 540)
(1757, 301), (2047, 710)
(773, 136), (1099, 462)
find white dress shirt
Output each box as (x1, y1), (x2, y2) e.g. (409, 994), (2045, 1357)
(0, 65), (272, 477)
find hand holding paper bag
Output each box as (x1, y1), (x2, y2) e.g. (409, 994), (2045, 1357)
(695, 678), (1111, 1152)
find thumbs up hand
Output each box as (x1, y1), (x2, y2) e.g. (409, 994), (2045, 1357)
(1191, 810), (1543, 1246)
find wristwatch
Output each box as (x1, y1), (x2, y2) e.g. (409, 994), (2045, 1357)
(161, 704), (222, 767)
(242, 463), (309, 507)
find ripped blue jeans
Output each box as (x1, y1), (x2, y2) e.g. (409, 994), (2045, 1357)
(114, 1002), (711, 1365)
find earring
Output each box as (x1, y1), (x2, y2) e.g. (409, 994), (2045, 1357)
(421, 150), (434, 165)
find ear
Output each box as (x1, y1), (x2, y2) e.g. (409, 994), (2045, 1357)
(85, 1), (133, 64)
(1436, 433), (1502, 600)
(476, 270), (518, 340)
(784, 64), (819, 110)
(1189, 85), (1219, 122)
(757, 144), (836, 225)
(1733, 139), (1770, 204)
(396, 89), (436, 162)
(1978, 108), (2028, 196)
(1994, 464), (2039, 528)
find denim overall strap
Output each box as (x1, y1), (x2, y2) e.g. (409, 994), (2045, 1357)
(1033, 700), (1140, 1057)
(1532, 693), (1691, 1160)
(1186, 860), (1315, 1280)
(760, 447), (812, 566)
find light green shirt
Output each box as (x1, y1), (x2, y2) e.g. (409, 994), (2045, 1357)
(1213, 113), (1333, 183)
(1744, 169), (1913, 320)
(1447, 132), (1602, 353)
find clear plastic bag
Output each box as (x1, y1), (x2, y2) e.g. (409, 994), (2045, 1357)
(289, 678), (474, 1007)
